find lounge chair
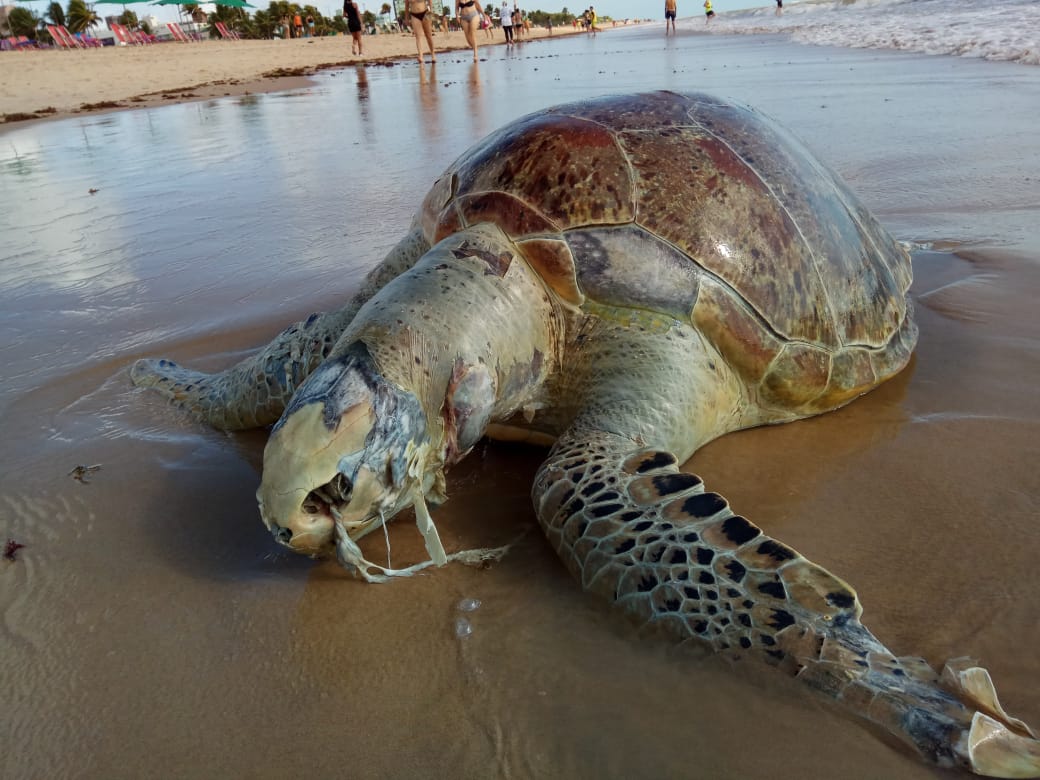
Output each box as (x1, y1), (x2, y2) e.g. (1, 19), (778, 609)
(214, 21), (240, 40)
(110, 23), (139, 45)
(47, 25), (75, 48)
(110, 23), (130, 44)
(167, 22), (192, 43)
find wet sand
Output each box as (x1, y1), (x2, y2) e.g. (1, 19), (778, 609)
(1, 28), (1038, 780)
(0, 26), (587, 124)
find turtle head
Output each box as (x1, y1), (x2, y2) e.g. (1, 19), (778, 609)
(257, 344), (432, 557)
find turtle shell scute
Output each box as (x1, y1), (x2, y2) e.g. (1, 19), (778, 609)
(436, 111), (635, 231)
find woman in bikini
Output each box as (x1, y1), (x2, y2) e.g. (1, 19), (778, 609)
(408, 0), (437, 64)
(344, 0), (363, 55)
(455, 0), (485, 61)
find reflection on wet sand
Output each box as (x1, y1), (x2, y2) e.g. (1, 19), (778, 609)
(465, 61), (488, 138)
(419, 62), (441, 138)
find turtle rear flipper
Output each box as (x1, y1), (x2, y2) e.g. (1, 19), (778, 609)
(131, 227), (430, 430)
(533, 430), (1040, 777)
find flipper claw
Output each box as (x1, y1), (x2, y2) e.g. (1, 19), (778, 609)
(942, 659), (1037, 739)
(963, 712), (1040, 779)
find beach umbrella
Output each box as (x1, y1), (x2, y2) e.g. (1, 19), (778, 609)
(153, 0), (256, 4)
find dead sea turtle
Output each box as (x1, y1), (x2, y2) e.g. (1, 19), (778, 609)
(131, 91), (1039, 777)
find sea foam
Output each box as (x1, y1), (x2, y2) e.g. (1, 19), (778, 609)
(705, 0), (1039, 65)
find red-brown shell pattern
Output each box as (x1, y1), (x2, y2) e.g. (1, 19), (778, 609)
(419, 91), (914, 412)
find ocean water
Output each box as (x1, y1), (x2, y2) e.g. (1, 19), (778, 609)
(706, 0), (1040, 65)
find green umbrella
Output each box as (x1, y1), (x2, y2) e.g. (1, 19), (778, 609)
(152, 0), (254, 6)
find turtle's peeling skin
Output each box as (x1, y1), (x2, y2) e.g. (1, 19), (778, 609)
(130, 92), (1039, 777)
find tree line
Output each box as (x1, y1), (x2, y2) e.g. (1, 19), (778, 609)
(2, 0), (588, 42)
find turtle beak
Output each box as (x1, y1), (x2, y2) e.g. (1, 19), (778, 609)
(256, 346), (432, 558)
(257, 395), (378, 555)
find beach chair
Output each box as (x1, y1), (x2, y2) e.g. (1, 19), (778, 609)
(47, 25), (73, 48)
(214, 21), (240, 40)
(110, 23), (136, 45)
(167, 22), (192, 43)
(12, 35), (38, 49)
(77, 32), (104, 47)
(68, 26), (103, 47)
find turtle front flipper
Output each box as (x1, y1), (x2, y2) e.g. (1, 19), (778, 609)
(533, 432), (1040, 777)
(131, 227), (430, 430)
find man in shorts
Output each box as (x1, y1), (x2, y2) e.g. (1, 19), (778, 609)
(665, 0), (677, 32)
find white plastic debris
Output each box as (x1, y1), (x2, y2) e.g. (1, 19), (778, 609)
(335, 516), (514, 584)
(456, 598), (482, 613)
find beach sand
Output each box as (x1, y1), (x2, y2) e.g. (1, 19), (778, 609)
(1, 27), (1038, 780)
(0, 25), (585, 123)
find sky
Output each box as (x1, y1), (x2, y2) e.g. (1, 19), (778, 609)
(10, 0), (756, 28)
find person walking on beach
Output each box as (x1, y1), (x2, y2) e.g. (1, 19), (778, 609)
(407, 0), (437, 63)
(500, 0), (514, 43)
(456, 0), (485, 60)
(665, 0), (677, 33)
(775, 0), (782, 15)
(293, 12), (303, 37)
(344, 0), (363, 54)
(703, 0), (715, 22)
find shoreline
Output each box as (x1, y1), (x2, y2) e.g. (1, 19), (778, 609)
(0, 26), (595, 128)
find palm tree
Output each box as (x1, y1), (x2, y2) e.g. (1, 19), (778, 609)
(66, 0), (100, 33)
(47, 2), (66, 27)
(6, 6), (41, 38)
(250, 8), (275, 38)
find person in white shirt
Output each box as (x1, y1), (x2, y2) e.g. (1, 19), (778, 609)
(500, 0), (514, 43)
